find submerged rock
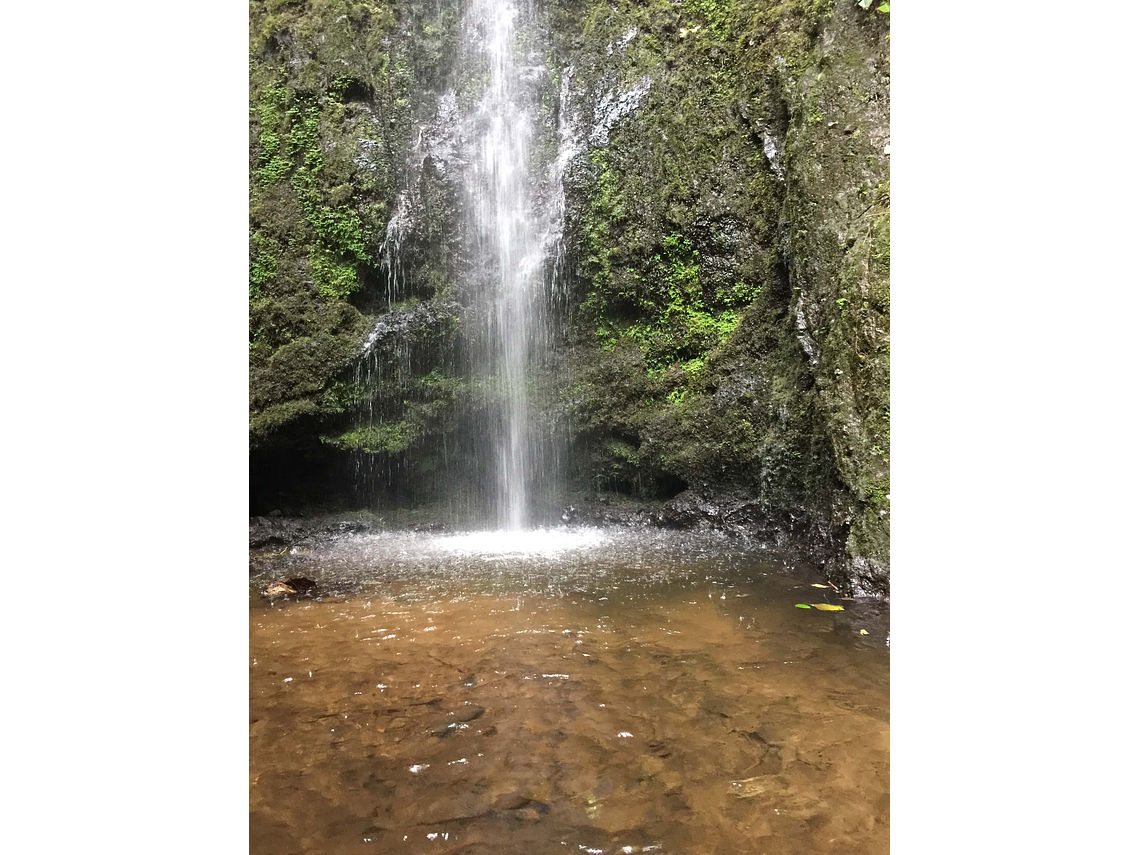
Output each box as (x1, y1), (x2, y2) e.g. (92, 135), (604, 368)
(451, 705), (485, 722)
(429, 704), (486, 737)
(492, 793), (551, 820)
(729, 775), (781, 799)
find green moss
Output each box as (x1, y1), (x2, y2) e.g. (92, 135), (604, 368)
(864, 477), (888, 509)
(583, 228), (751, 372)
(250, 398), (320, 441)
(607, 440), (640, 465)
(322, 422), (416, 453)
(309, 248), (359, 300)
(317, 381), (368, 414)
(683, 0), (730, 39)
(249, 230), (278, 298)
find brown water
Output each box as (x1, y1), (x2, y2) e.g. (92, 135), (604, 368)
(250, 528), (889, 854)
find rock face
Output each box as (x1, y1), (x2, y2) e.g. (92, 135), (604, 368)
(248, 0), (466, 449)
(248, 1), (890, 593)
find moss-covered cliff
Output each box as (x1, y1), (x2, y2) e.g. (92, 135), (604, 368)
(543, 0), (890, 590)
(248, 0), (463, 445)
(248, 0), (890, 592)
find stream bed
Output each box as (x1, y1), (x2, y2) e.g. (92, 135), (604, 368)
(250, 527), (889, 854)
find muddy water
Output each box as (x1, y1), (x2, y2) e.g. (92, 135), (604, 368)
(250, 528), (889, 854)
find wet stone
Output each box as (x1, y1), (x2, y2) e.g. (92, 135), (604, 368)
(263, 576), (318, 600)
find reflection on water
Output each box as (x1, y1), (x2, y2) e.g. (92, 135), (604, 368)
(250, 528), (889, 854)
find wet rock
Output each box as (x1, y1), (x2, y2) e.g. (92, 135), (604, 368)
(849, 556), (890, 597)
(263, 577), (318, 600)
(249, 514), (383, 551)
(712, 367), (768, 411)
(655, 491), (722, 529)
(359, 300), (465, 360)
(557, 497), (654, 529)
(249, 516), (309, 549)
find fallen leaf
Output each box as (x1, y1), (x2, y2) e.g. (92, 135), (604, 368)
(794, 604), (811, 609)
(859, 629), (869, 636)
(811, 604), (844, 611)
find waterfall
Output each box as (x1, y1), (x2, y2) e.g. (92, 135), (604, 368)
(462, 0), (545, 530)
(356, 0), (573, 530)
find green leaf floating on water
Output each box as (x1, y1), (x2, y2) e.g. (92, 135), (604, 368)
(811, 604), (844, 611)
(795, 603), (811, 609)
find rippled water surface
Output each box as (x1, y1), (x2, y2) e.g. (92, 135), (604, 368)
(250, 528), (889, 854)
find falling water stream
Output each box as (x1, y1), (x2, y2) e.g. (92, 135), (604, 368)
(464, 0), (543, 530)
(355, 0), (565, 527)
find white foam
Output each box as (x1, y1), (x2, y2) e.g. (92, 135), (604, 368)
(430, 528), (608, 557)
